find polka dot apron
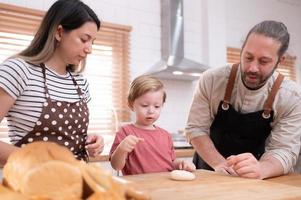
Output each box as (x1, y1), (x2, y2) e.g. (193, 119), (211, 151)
(15, 64), (90, 161)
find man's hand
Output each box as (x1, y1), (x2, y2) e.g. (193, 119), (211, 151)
(117, 135), (144, 154)
(227, 153), (262, 179)
(214, 161), (237, 176)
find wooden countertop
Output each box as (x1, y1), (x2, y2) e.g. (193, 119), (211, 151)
(89, 148), (195, 162)
(123, 169), (301, 200)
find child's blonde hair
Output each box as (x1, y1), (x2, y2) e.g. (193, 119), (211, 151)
(128, 75), (166, 108)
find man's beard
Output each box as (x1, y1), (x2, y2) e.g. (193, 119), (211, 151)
(241, 63), (278, 90)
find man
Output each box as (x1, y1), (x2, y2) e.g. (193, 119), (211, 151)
(185, 20), (301, 179)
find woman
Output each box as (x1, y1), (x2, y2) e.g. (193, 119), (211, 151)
(0, 0), (104, 165)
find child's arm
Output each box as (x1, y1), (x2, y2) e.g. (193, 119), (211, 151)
(172, 159), (196, 172)
(110, 135), (144, 171)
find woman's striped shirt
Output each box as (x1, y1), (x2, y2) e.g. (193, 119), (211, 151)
(0, 58), (91, 144)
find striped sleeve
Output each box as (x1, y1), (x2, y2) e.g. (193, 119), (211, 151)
(0, 58), (28, 99)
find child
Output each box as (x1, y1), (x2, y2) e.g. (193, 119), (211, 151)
(109, 75), (195, 175)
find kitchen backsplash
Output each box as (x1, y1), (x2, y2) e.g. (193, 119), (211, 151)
(155, 79), (197, 134)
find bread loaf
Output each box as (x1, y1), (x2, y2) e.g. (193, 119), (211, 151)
(0, 185), (30, 200)
(1, 141), (149, 200)
(21, 160), (82, 200)
(3, 142), (81, 199)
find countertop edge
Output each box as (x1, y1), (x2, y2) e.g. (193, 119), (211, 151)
(89, 148), (195, 162)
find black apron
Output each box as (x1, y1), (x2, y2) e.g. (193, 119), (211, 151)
(193, 64), (284, 170)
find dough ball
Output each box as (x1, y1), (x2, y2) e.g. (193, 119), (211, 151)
(170, 170), (196, 181)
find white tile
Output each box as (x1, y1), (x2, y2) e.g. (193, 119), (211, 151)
(141, 12), (160, 25)
(23, 0), (43, 10)
(111, 6), (130, 25)
(1, 0), (10, 4)
(6, 0), (26, 7)
(129, 0), (159, 13)
(107, 0), (128, 7)
(139, 24), (161, 38)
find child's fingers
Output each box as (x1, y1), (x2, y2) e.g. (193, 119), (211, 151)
(187, 164), (196, 172)
(182, 162), (189, 171)
(178, 163), (182, 170)
(179, 161), (185, 170)
(131, 136), (144, 144)
(121, 136), (144, 152)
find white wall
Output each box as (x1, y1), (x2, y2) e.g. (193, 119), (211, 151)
(2, 0), (301, 134)
(158, 79), (197, 134)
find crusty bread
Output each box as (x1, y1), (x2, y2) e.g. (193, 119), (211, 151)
(87, 191), (122, 200)
(21, 160), (82, 200)
(80, 163), (125, 200)
(1, 142), (148, 200)
(82, 164), (150, 200)
(3, 142), (77, 192)
(0, 184), (31, 200)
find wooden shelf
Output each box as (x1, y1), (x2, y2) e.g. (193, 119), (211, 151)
(175, 148), (195, 158)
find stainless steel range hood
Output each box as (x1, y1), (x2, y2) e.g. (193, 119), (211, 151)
(147, 0), (209, 81)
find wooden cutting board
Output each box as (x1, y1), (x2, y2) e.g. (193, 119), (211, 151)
(123, 170), (301, 200)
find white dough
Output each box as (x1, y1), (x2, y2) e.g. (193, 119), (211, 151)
(170, 170), (196, 181)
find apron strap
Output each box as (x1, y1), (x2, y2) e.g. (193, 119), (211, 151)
(222, 63), (239, 109)
(262, 73), (284, 118)
(40, 63), (84, 99)
(222, 64), (284, 117)
(70, 73), (85, 97)
(40, 63), (51, 99)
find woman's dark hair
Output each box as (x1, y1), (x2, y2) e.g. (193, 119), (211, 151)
(17, 0), (101, 72)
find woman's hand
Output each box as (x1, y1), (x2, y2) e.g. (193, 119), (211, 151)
(85, 135), (104, 157)
(0, 87), (15, 122)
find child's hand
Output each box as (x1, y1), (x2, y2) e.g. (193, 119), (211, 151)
(177, 160), (196, 172)
(118, 135), (144, 154)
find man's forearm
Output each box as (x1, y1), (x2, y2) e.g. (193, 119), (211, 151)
(191, 135), (225, 169)
(259, 155), (284, 179)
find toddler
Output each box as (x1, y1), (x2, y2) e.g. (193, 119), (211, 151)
(109, 75), (195, 175)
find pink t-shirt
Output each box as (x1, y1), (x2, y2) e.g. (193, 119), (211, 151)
(109, 124), (176, 175)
